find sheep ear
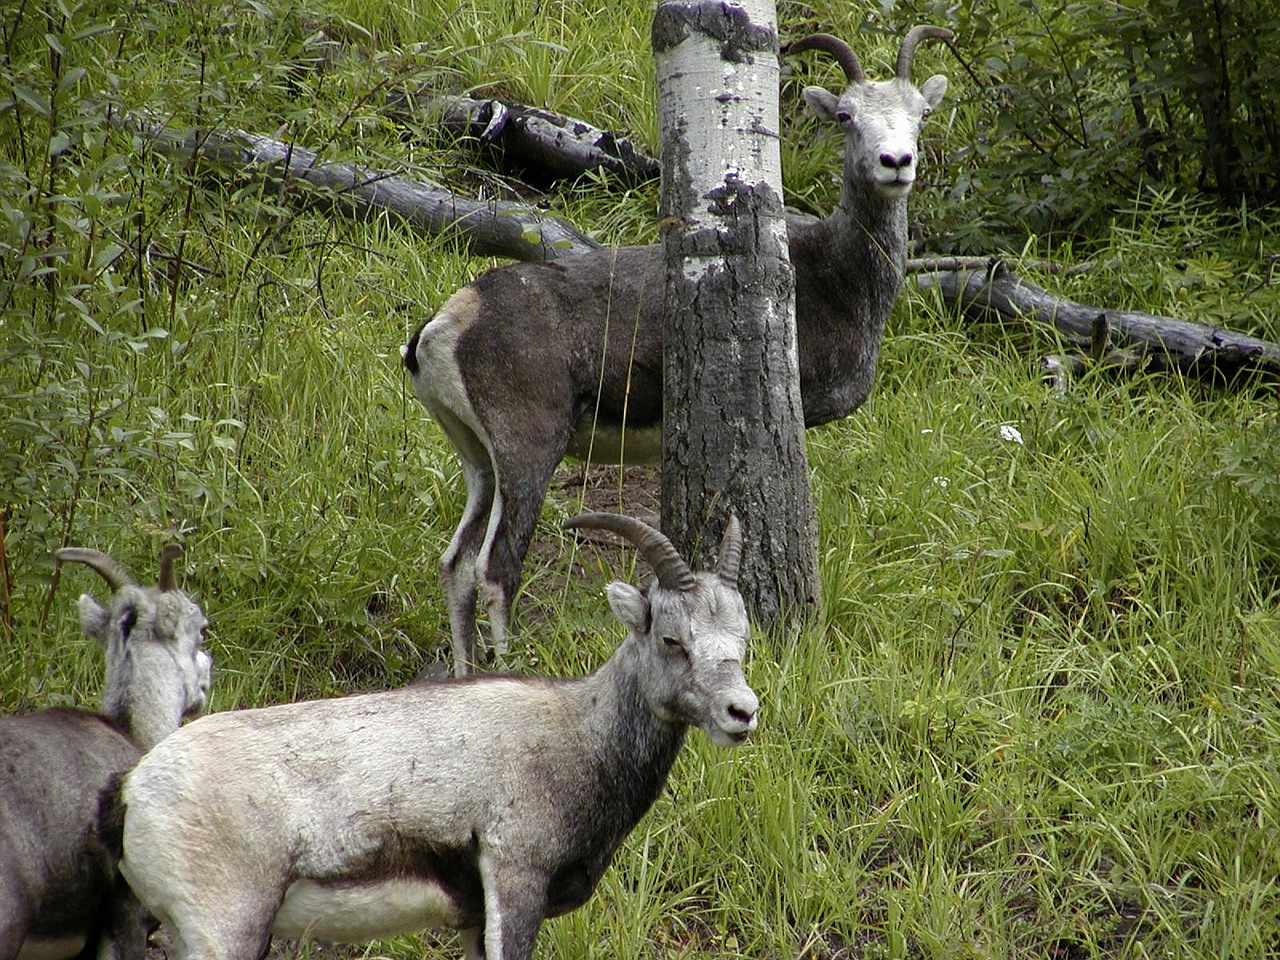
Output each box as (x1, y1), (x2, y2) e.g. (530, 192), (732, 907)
(802, 86), (842, 122)
(920, 74), (948, 109)
(606, 582), (649, 632)
(77, 594), (112, 646)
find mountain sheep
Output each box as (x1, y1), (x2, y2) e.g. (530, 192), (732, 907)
(404, 25), (952, 674)
(0, 545), (213, 960)
(117, 513), (756, 960)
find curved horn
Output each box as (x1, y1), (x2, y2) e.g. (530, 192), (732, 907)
(564, 513), (696, 592)
(715, 515), (743, 590)
(55, 547), (136, 592)
(157, 543), (183, 592)
(783, 33), (864, 84)
(895, 25), (953, 79)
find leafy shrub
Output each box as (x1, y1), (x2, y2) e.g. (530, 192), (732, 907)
(847, 0), (1280, 251)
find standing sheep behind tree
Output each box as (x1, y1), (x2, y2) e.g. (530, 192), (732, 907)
(404, 25), (951, 676)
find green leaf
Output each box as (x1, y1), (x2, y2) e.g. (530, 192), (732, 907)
(12, 85), (50, 118)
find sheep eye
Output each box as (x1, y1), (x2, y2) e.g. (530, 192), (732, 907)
(835, 110), (852, 124)
(661, 634), (683, 652)
(921, 107), (933, 119)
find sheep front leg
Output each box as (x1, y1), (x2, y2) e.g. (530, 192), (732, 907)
(94, 876), (149, 960)
(0, 911), (30, 960)
(478, 853), (547, 960)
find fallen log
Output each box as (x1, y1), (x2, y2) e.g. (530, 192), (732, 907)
(913, 260), (1280, 383)
(108, 107), (601, 261)
(106, 105), (1279, 385)
(385, 93), (660, 188)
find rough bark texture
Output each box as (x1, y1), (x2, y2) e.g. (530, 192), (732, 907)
(913, 262), (1280, 380)
(108, 107), (600, 261)
(653, 0), (818, 624)
(386, 93), (660, 187)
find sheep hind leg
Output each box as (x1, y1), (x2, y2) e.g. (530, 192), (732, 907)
(158, 897), (274, 960)
(0, 915), (28, 960)
(93, 875), (149, 960)
(441, 464), (495, 677)
(459, 927), (483, 960)
(474, 441), (567, 669)
(430, 408), (499, 677)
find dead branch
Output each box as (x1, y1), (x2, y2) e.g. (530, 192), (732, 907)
(907, 255), (1098, 277)
(913, 260), (1280, 382)
(108, 107), (601, 261)
(386, 93), (660, 187)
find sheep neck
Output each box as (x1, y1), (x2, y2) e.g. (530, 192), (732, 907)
(101, 646), (180, 752)
(831, 171), (909, 277)
(580, 639), (688, 822)
(785, 171), (908, 427)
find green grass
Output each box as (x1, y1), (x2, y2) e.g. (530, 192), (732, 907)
(3, 0), (1279, 957)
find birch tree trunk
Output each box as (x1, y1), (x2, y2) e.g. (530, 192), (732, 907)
(652, 0), (818, 624)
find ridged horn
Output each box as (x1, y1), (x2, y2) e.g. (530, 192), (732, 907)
(55, 548), (136, 592)
(895, 25), (953, 79)
(564, 513), (696, 593)
(157, 543), (183, 592)
(783, 33), (864, 84)
(716, 515), (743, 590)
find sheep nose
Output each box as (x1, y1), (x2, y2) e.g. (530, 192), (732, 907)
(727, 689), (759, 731)
(879, 151), (913, 170)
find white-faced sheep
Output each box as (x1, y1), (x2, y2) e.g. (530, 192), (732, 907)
(117, 513), (756, 960)
(0, 545), (213, 960)
(403, 25), (952, 675)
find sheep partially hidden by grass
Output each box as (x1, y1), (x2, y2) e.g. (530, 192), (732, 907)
(0, 545), (213, 960)
(118, 513), (756, 960)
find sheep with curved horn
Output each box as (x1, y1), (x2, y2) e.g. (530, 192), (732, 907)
(116, 513), (755, 960)
(404, 25), (953, 676)
(0, 545), (213, 960)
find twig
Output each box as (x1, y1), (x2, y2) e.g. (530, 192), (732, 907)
(906, 255), (1096, 276)
(0, 506), (13, 646)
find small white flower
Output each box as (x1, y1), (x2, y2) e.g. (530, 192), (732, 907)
(999, 425), (1024, 445)
(932, 476), (950, 489)
(921, 428), (934, 435)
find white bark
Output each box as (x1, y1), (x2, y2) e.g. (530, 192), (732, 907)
(656, 0), (788, 261)
(653, 0), (818, 621)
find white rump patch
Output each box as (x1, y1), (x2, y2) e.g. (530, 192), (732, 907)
(273, 877), (462, 942)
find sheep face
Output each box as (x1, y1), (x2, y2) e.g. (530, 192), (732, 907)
(804, 73), (948, 200)
(606, 574), (757, 747)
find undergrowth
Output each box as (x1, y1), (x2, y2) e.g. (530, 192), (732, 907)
(2, 1), (1278, 958)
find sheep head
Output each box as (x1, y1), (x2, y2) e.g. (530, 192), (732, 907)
(787, 26), (952, 201)
(57, 544), (213, 749)
(564, 513), (758, 747)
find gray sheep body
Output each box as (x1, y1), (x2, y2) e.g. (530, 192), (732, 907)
(0, 547), (212, 960)
(117, 514), (757, 960)
(404, 27), (952, 675)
